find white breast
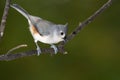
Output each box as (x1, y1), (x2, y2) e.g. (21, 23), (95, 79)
(33, 33), (63, 44)
(29, 27), (63, 44)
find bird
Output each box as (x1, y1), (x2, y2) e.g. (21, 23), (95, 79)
(10, 4), (68, 55)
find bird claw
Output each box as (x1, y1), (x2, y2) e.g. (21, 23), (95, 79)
(50, 45), (58, 54)
(35, 41), (41, 56)
(36, 46), (41, 56)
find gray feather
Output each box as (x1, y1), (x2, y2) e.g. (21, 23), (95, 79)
(35, 19), (55, 36)
(11, 4), (30, 20)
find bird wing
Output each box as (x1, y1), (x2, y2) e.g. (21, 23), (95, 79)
(29, 16), (55, 36)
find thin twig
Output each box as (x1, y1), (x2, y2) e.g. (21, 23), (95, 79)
(0, 0), (113, 61)
(6, 44), (27, 54)
(0, 0), (11, 39)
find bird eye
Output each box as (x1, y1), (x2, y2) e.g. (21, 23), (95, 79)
(61, 32), (64, 35)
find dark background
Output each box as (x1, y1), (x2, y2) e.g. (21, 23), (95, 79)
(0, 0), (120, 80)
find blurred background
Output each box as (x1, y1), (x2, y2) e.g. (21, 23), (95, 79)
(0, 0), (120, 80)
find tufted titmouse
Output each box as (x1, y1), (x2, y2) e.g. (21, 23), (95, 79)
(11, 4), (67, 55)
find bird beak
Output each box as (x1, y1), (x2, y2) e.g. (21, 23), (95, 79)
(63, 36), (67, 42)
(64, 36), (67, 40)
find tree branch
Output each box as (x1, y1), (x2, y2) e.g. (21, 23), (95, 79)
(0, 0), (113, 61)
(0, 45), (65, 61)
(65, 0), (112, 44)
(0, 0), (11, 40)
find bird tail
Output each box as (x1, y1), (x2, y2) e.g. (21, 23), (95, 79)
(11, 4), (30, 20)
